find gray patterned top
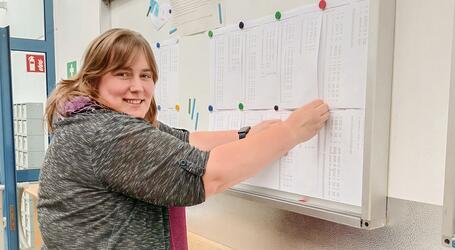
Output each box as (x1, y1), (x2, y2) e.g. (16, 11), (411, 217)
(38, 108), (210, 249)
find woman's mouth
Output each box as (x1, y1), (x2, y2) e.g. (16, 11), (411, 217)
(123, 99), (144, 104)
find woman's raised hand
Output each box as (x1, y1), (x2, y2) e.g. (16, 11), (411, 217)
(284, 99), (330, 144)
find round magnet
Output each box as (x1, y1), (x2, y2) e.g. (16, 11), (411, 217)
(156, 42), (161, 48)
(319, 0), (327, 10)
(157, 105), (161, 111)
(239, 21), (245, 29)
(274, 105), (279, 111)
(275, 11), (282, 20)
(208, 105), (214, 112)
(175, 104), (180, 111)
(238, 103), (244, 110)
(208, 30), (214, 38)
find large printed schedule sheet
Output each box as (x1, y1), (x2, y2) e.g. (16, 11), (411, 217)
(209, 0), (369, 206)
(154, 40), (181, 128)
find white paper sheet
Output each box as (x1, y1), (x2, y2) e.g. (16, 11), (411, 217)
(244, 24), (281, 109)
(155, 41), (179, 109)
(280, 12), (321, 109)
(157, 109), (180, 127)
(280, 136), (321, 197)
(240, 110), (269, 127)
(211, 31), (244, 110)
(243, 111), (283, 190)
(239, 110), (321, 195)
(319, 1), (368, 109)
(149, 1), (172, 30)
(319, 110), (364, 206)
(244, 160), (280, 190)
(208, 110), (242, 131)
(170, 0), (223, 36)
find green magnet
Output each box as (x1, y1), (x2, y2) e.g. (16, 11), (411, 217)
(238, 103), (244, 110)
(208, 30), (214, 38)
(275, 11), (282, 20)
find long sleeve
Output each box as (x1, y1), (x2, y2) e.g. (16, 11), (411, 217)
(92, 113), (210, 206)
(157, 121), (190, 142)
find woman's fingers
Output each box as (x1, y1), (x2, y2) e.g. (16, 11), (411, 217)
(302, 99), (329, 116)
(316, 112), (330, 129)
(320, 112), (330, 122)
(315, 102), (329, 115)
(305, 99), (324, 108)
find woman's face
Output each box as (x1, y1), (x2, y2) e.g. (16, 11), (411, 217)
(98, 52), (155, 119)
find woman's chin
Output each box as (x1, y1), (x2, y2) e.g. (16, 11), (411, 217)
(124, 110), (147, 119)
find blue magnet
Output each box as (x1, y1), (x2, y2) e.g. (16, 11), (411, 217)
(156, 42), (161, 48)
(157, 105), (161, 111)
(208, 105), (214, 112)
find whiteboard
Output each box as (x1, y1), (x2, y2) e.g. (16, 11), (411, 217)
(208, 0), (367, 207)
(151, 0), (395, 229)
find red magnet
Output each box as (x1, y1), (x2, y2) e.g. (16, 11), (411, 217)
(319, 0), (327, 10)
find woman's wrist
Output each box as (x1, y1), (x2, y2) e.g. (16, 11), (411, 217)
(281, 120), (300, 146)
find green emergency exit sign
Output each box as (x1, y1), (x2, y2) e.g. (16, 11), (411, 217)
(67, 61), (77, 78)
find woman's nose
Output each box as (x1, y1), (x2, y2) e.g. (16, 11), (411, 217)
(129, 77), (143, 92)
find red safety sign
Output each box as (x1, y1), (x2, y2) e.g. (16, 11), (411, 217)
(26, 54), (46, 73)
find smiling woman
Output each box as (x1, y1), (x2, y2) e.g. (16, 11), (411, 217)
(44, 28), (159, 131)
(97, 53), (155, 119)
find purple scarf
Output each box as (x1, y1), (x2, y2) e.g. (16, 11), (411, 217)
(57, 96), (98, 118)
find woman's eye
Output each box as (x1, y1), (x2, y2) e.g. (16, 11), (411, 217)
(115, 72), (130, 78)
(141, 74), (152, 79)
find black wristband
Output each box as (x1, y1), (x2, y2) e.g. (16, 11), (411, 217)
(238, 126), (251, 139)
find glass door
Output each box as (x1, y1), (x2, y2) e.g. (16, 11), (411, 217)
(0, 26), (19, 250)
(0, 0), (55, 249)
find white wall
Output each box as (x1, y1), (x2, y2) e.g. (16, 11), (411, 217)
(53, 0), (108, 83)
(10, 51), (47, 104)
(388, 0), (454, 205)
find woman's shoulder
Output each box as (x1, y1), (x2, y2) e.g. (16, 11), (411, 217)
(54, 108), (144, 131)
(51, 109), (159, 146)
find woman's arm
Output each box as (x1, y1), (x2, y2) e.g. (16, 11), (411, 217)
(189, 120), (282, 151)
(189, 130), (238, 151)
(202, 100), (329, 197)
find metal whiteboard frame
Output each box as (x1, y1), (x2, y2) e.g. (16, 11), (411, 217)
(227, 0), (396, 229)
(441, 2), (455, 247)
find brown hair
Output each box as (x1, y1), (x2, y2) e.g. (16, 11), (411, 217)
(45, 28), (159, 132)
